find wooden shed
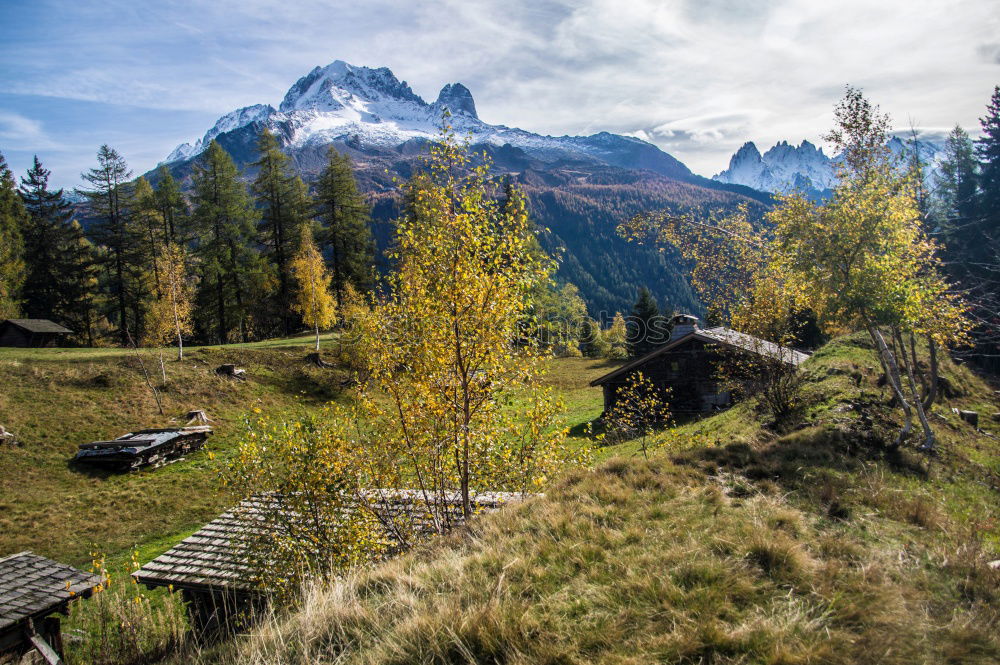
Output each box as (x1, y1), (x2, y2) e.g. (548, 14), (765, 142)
(134, 490), (528, 636)
(0, 551), (101, 664)
(592, 314), (809, 415)
(0, 320), (72, 348)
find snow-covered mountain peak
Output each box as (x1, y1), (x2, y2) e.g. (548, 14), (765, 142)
(161, 59), (695, 183)
(434, 83), (478, 119)
(714, 138), (838, 196)
(279, 60), (425, 113)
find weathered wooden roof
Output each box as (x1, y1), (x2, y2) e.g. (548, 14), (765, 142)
(0, 551), (101, 633)
(591, 325), (810, 386)
(1, 319), (73, 334)
(134, 490), (528, 594)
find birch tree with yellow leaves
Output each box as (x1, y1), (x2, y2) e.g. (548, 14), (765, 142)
(290, 227), (337, 351)
(143, 242), (194, 361)
(350, 127), (582, 521)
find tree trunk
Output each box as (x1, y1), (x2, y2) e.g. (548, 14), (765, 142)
(895, 328), (935, 450)
(867, 323), (912, 447)
(922, 336), (938, 410)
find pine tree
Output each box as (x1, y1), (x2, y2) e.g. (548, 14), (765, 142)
(191, 140), (267, 343)
(59, 221), (102, 346)
(290, 227), (337, 351)
(314, 147), (375, 310)
(0, 153), (26, 318)
(18, 156), (84, 323)
(628, 287), (661, 357)
(977, 86), (1000, 230)
(937, 126), (979, 233)
(153, 165), (187, 244)
(251, 129), (311, 335)
(79, 145), (139, 344)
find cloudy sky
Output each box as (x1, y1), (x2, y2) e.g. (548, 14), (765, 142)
(1, 0), (998, 189)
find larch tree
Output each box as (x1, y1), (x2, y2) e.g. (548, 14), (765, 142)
(314, 147), (375, 310)
(60, 222), (102, 347)
(191, 140), (268, 343)
(290, 227), (337, 351)
(133, 177), (165, 296)
(0, 153), (26, 318)
(252, 129), (311, 335)
(153, 165), (188, 244)
(79, 145), (138, 344)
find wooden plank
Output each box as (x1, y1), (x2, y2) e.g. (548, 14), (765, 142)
(28, 632), (62, 665)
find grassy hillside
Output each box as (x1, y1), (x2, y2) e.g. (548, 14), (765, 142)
(0, 341), (611, 568)
(191, 333), (1000, 665)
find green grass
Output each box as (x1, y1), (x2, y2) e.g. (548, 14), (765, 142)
(0, 341), (610, 568)
(0, 336), (357, 567)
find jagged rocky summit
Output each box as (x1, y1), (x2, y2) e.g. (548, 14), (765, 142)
(713, 136), (941, 199)
(162, 59), (691, 180)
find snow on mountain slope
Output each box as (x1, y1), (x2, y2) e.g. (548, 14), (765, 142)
(161, 60), (691, 180)
(713, 136), (941, 197)
(712, 140), (836, 194)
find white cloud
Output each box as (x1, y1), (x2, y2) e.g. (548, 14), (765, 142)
(0, 111), (59, 150)
(1, 0), (998, 176)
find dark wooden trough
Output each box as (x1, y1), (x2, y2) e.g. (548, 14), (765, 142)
(73, 425), (213, 471)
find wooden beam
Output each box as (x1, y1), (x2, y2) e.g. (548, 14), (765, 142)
(28, 633), (62, 665)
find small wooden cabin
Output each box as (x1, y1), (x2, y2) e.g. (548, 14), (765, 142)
(0, 551), (101, 664)
(0, 319), (72, 348)
(591, 314), (809, 415)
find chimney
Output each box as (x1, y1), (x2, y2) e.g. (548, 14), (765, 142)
(669, 314), (699, 342)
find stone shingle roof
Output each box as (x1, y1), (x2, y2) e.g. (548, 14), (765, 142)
(0, 551), (101, 633)
(591, 324), (810, 387)
(134, 490), (527, 594)
(2, 319), (73, 334)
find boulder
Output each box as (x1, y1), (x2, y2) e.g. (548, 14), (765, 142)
(958, 410), (979, 428)
(215, 364), (247, 381)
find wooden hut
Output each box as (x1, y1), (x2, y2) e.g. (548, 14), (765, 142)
(0, 320), (72, 348)
(134, 490), (528, 636)
(0, 551), (101, 664)
(591, 314), (809, 415)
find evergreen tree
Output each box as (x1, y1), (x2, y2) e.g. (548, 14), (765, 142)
(18, 156), (86, 324)
(79, 145), (139, 344)
(314, 147), (375, 310)
(628, 287), (662, 357)
(936, 126), (979, 236)
(977, 86), (1000, 231)
(0, 153), (26, 318)
(153, 165), (188, 244)
(191, 140), (267, 343)
(60, 221), (102, 346)
(251, 129), (311, 334)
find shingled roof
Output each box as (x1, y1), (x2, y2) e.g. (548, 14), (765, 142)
(2, 319), (73, 334)
(591, 322), (809, 387)
(135, 490), (527, 594)
(0, 551), (101, 633)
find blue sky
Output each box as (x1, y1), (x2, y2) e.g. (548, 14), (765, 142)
(1, 0), (998, 189)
